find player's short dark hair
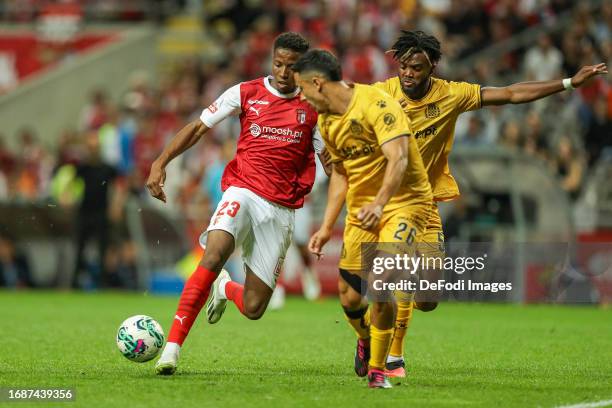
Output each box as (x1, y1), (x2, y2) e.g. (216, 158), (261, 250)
(273, 32), (310, 54)
(388, 30), (442, 65)
(292, 49), (342, 81)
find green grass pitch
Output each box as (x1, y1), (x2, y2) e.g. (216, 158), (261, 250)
(1, 291), (611, 408)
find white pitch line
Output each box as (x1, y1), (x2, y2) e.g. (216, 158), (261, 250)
(555, 400), (612, 408)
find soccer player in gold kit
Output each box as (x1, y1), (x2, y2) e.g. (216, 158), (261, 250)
(368, 30), (607, 377)
(293, 49), (433, 388)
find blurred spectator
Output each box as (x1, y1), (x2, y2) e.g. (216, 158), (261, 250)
(0, 134), (16, 177)
(79, 89), (110, 131)
(456, 114), (490, 146)
(500, 120), (523, 153)
(524, 33), (563, 82)
(0, 230), (33, 288)
(522, 109), (550, 162)
(553, 136), (585, 200)
(584, 97), (612, 167)
(72, 131), (119, 289)
(202, 138), (236, 210)
(12, 128), (52, 201)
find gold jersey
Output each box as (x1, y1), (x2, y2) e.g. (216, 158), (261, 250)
(319, 84), (432, 226)
(373, 76), (481, 201)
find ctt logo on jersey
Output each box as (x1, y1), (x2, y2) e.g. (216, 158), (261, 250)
(249, 123), (262, 137)
(296, 109), (306, 124)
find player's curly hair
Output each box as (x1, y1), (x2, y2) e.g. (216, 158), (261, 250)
(274, 32), (310, 54)
(388, 30), (442, 66)
(293, 49), (342, 81)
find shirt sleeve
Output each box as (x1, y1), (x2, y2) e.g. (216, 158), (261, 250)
(367, 95), (413, 146)
(371, 81), (388, 92)
(200, 83), (242, 128)
(452, 81), (482, 113)
(317, 117), (343, 164)
(312, 126), (324, 154)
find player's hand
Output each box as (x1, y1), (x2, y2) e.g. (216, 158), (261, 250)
(146, 162), (167, 203)
(357, 203), (383, 230)
(309, 228), (332, 260)
(571, 63), (608, 87)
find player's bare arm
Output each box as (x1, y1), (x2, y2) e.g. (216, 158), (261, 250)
(146, 119), (209, 202)
(309, 162), (348, 258)
(318, 148), (333, 177)
(481, 63), (608, 106)
(358, 135), (409, 230)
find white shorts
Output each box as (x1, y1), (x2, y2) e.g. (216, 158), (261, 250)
(293, 201), (312, 246)
(199, 186), (294, 289)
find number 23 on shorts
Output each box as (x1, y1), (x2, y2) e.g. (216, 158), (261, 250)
(213, 201), (241, 225)
(217, 201), (241, 217)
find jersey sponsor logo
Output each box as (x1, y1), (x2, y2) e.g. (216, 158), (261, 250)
(249, 123), (304, 143)
(249, 106), (261, 116)
(425, 103), (440, 118)
(296, 109), (306, 124)
(340, 142), (375, 159)
(376, 100), (387, 108)
(207, 102), (218, 113)
(250, 123), (262, 137)
(248, 99), (270, 105)
(414, 125), (438, 139)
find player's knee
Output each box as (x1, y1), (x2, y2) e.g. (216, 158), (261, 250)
(243, 298), (266, 320)
(338, 280), (363, 309)
(415, 301), (438, 312)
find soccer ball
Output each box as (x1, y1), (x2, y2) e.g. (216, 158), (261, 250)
(116, 315), (165, 362)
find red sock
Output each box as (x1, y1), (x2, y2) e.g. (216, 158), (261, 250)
(167, 265), (217, 345)
(225, 281), (246, 315)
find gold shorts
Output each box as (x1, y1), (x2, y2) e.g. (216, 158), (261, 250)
(339, 203), (430, 272)
(420, 202), (445, 260)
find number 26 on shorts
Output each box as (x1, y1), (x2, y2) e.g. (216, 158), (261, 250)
(394, 222), (416, 244)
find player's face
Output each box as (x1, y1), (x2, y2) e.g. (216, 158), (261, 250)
(294, 73), (328, 113)
(398, 52), (433, 98)
(271, 48), (301, 94)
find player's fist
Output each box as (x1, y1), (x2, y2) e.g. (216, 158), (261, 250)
(309, 228), (332, 260)
(571, 63), (608, 88)
(146, 162), (167, 203)
(357, 203), (383, 230)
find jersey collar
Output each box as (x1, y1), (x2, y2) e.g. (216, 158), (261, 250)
(264, 76), (300, 99)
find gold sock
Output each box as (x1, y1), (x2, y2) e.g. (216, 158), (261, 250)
(369, 324), (395, 370)
(389, 300), (414, 358)
(343, 306), (370, 339)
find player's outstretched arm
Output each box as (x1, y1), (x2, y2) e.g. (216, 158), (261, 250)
(146, 119), (210, 203)
(481, 63), (608, 106)
(309, 163), (348, 259)
(358, 135), (409, 230)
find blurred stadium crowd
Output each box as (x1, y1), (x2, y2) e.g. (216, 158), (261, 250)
(0, 0), (610, 289)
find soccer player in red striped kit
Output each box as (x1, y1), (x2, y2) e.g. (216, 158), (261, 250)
(146, 32), (327, 375)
